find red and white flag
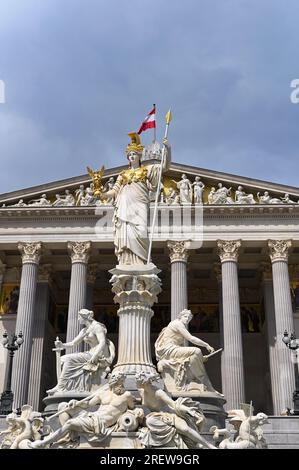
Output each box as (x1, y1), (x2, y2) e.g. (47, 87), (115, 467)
(137, 105), (156, 134)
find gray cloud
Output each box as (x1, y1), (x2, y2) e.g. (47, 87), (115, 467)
(0, 0), (299, 193)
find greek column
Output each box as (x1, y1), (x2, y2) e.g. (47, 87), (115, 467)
(11, 242), (42, 408)
(214, 262), (224, 393)
(167, 240), (190, 320)
(268, 240), (295, 412)
(217, 240), (245, 409)
(261, 262), (281, 414)
(66, 241), (91, 350)
(27, 264), (52, 411)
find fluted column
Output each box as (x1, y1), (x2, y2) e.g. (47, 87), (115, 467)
(261, 262), (281, 414)
(11, 242), (42, 408)
(167, 240), (189, 320)
(66, 242), (91, 349)
(217, 240), (245, 409)
(268, 240), (295, 412)
(27, 264), (52, 410)
(214, 262), (224, 394)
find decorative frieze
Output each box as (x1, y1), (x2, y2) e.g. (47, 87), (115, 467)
(217, 240), (241, 263)
(167, 240), (190, 263)
(18, 242), (42, 265)
(268, 240), (292, 263)
(67, 241), (91, 264)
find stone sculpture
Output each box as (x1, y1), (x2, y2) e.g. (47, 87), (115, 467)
(52, 189), (75, 207)
(31, 373), (137, 448)
(0, 405), (44, 449)
(177, 174), (192, 204)
(257, 191), (281, 204)
(28, 194), (51, 206)
(235, 186), (256, 204)
(47, 309), (115, 395)
(210, 407), (269, 449)
(155, 309), (221, 395)
(281, 193), (297, 204)
(75, 185), (85, 205)
(192, 176), (205, 204)
(98, 133), (171, 265)
(136, 372), (215, 449)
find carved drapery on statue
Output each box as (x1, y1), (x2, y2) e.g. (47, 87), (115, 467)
(113, 164), (160, 265)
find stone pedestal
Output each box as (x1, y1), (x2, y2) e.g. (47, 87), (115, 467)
(109, 263), (161, 387)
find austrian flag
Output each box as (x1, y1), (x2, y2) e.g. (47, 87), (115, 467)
(137, 105), (156, 134)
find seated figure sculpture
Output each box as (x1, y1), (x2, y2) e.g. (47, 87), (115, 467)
(47, 309), (115, 395)
(155, 309), (221, 395)
(32, 373), (137, 448)
(136, 372), (215, 449)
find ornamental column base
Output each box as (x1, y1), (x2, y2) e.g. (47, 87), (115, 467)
(109, 263), (161, 387)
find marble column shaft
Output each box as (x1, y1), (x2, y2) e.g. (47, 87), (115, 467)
(66, 242), (91, 350)
(217, 240), (245, 409)
(27, 265), (51, 410)
(214, 263), (224, 394)
(167, 241), (189, 320)
(11, 242), (42, 408)
(262, 263), (282, 414)
(268, 240), (296, 412)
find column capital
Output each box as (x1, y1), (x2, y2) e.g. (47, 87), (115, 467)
(18, 242), (42, 265)
(38, 264), (52, 283)
(67, 241), (91, 264)
(268, 239), (292, 263)
(167, 240), (190, 263)
(260, 261), (272, 281)
(213, 262), (222, 282)
(217, 240), (241, 263)
(87, 264), (98, 284)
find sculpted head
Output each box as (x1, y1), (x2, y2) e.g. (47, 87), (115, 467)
(195, 176), (201, 182)
(78, 308), (94, 324)
(108, 372), (126, 394)
(255, 412), (269, 425)
(126, 133), (143, 168)
(135, 372), (160, 388)
(178, 309), (193, 325)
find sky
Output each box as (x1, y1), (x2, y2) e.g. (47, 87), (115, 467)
(0, 0), (299, 193)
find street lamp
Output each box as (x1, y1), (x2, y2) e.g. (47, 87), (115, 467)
(282, 330), (299, 415)
(0, 331), (23, 415)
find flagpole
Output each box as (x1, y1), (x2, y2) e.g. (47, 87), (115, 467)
(153, 103), (156, 142)
(147, 109), (172, 264)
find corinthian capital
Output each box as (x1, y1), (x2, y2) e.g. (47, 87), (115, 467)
(167, 240), (190, 263)
(68, 241), (91, 264)
(268, 239), (292, 263)
(18, 242), (42, 264)
(217, 240), (241, 263)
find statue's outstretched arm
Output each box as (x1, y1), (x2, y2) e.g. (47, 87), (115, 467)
(175, 322), (214, 352)
(63, 328), (86, 348)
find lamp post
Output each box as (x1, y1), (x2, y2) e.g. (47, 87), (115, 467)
(0, 331), (23, 415)
(282, 330), (299, 415)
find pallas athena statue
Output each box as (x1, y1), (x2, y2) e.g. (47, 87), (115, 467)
(100, 133), (171, 265)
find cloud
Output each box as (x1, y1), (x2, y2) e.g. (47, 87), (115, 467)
(0, 0), (299, 193)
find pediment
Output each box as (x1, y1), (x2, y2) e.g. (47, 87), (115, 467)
(0, 160), (299, 207)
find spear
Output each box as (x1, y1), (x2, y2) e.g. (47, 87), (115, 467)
(147, 109), (172, 264)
